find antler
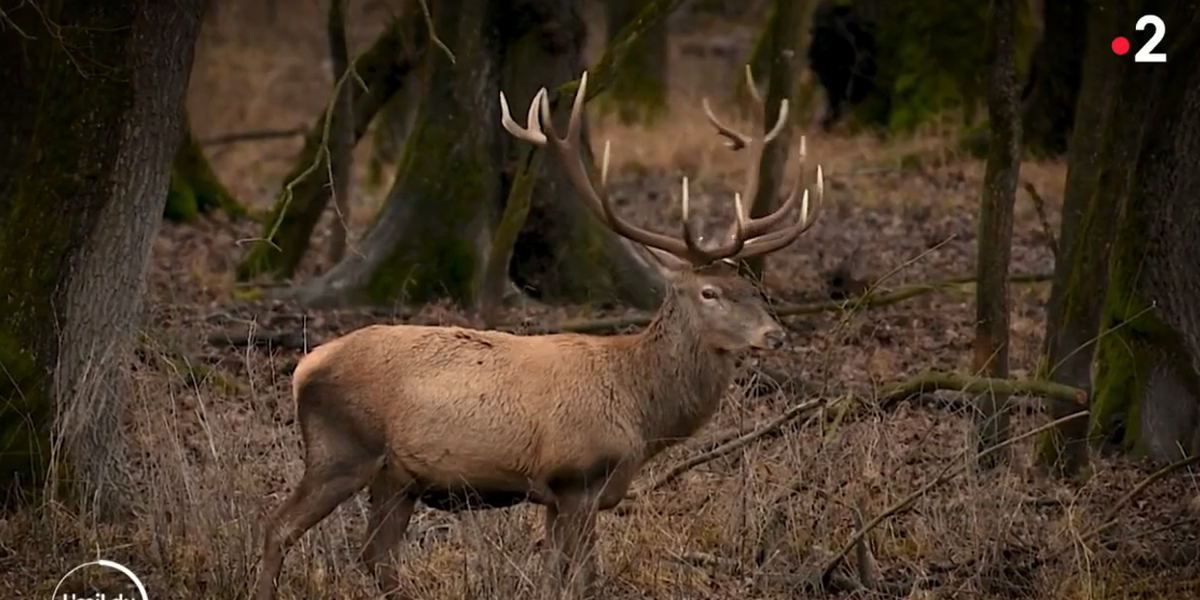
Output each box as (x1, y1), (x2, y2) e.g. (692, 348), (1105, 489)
(498, 70), (823, 266)
(701, 65), (825, 258)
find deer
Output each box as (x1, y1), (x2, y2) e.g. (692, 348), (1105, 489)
(253, 67), (824, 600)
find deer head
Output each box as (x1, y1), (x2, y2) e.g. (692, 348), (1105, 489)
(499, 69), (824, 354)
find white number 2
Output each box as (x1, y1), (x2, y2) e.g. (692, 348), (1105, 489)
(1134, 15), (1167, 63)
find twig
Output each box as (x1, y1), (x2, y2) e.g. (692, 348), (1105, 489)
(626, 397), (827, 500)
(1047, 453), (1200, 561)
(816, 411), (1090, 584)
(200, 127), (307, 147)
(876, 370), (1087, 410)
(416, 0), (455, 64)
(1022, 181), (1058, 260)
(504, 272), (1052, 335)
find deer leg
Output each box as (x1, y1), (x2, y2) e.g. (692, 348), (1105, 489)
(542, 504), (567, 599)
(255, 452), (383, 600)
(361, 471), (416, 599)
(542, 494), (600, 599)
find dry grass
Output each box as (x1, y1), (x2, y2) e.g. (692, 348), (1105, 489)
(3, 1), (1198, 599)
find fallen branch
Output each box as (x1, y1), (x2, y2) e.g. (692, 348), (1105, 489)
(877, 370), (1087, 410)
(206, 328), (322, 350)
(200, 127), (308, 147)
(626, 396), (827, 500)
(505, 272), (1052, 335)
(817, 411), (1090, 585)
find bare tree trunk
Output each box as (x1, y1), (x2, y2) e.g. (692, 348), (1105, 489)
(236, 11), (428, 282)
(325, 0), (354, 266)
(1019, 0), (1086, 157)
(0, 0), (206, 515)
(1090, 1), (1200, 463)
(1034, 0), (1145, 477)
(972, 0), (1022, 469)
(602, 0), (669, 124)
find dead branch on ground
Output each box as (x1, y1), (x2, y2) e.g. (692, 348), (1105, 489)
(877, 370), (1087, 410)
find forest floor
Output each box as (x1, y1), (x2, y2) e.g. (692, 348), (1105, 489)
(3, 2), (1199, 599)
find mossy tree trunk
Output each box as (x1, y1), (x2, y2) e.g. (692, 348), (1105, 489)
(294, 0), (668, 310)
(235, 11), (428, 282)
(1034, 0), (1144, 477)
(1089, 0), (1200, 462)
(292, 0), (503, 307)
(599, 0), (669, 125)
(502, 0), (665, 308)
(0, 0), (205, 514)
(164, 109), (245, 223)
(971, 0), (1022, 469)
(1019, 0), (1087, 157)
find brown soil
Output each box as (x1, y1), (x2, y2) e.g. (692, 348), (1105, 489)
(2, 2), (1197, 599)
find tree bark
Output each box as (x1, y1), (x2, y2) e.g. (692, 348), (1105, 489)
(1034, 0), (1146, 477)
(294, 0), (668, 310)
(0, 0), (206, 514)
(235, 11), (428, 282)
(601, 0), (669, 125)
(1090, 1), (1200, 462)
(325, 0), (354, 266)
(1019, 0), (1087, 157)
(164, 110), (245, 223)
(971, 0), (1022, 468)
(293, 0), (503, 307)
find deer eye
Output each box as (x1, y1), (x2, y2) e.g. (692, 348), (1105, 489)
(700, 286), (720, 300)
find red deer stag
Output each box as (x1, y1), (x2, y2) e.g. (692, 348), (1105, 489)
(254, 68), (823, 600)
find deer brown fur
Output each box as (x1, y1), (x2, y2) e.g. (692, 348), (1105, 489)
(253, 67), (824, 600)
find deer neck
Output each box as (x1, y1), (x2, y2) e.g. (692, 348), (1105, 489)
(626, 294), (738, 456)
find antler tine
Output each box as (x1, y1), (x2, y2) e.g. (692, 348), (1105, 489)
(499, 88), (548, 144)
(731, 163), (825, 260)
(500, 72), (696, 261)
(702, 98), (752, 150)
(739, 135), (807, 239)
(743, 63), (764, 106)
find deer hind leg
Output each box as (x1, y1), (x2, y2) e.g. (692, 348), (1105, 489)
(254, 427), (384, 600)
(361, 470), (417, 599)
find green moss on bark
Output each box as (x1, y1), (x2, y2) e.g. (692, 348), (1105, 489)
(163, 118), (244, 223)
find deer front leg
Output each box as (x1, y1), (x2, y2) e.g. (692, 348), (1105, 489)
(542, 494), (600, 599)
